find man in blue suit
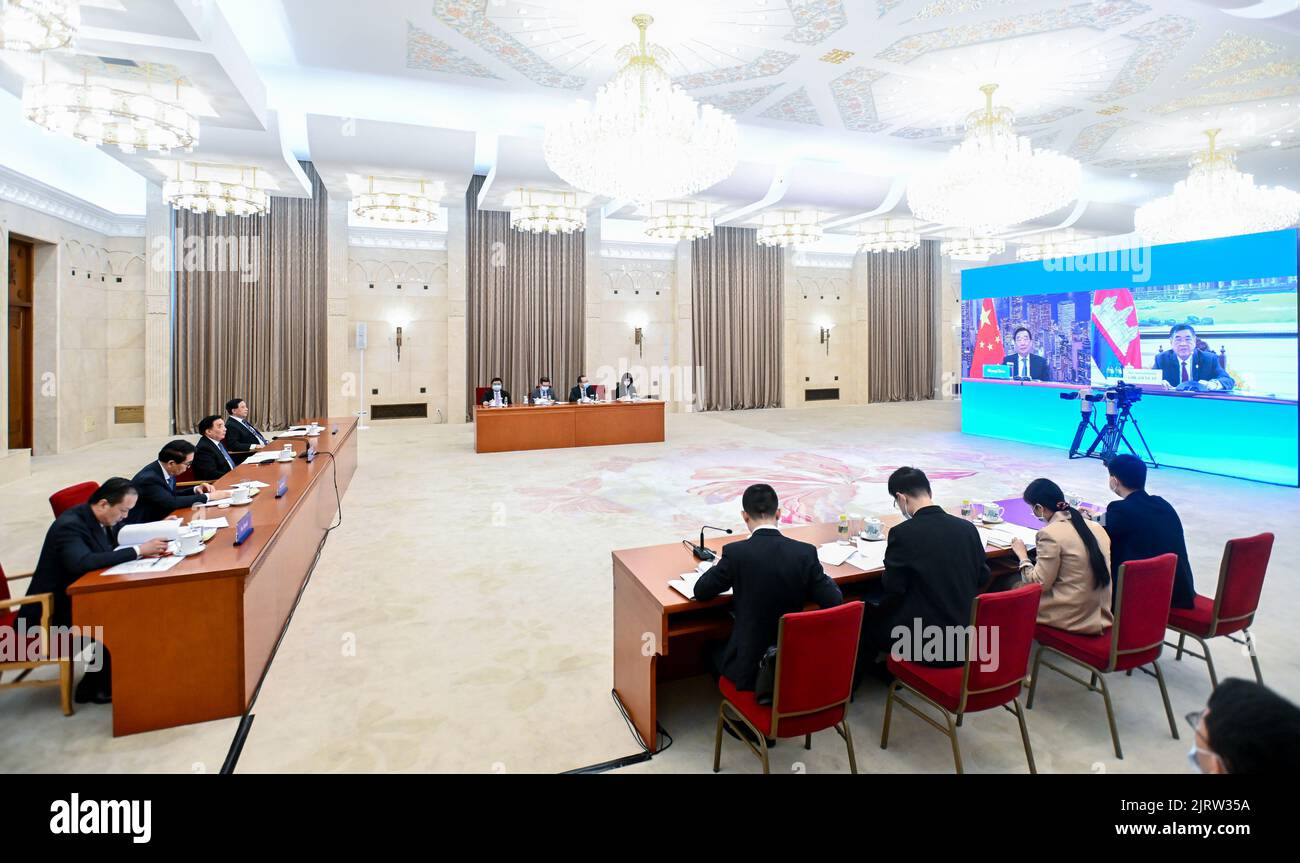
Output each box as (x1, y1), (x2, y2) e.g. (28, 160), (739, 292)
(1090, 454), (1195, 609)
(1002, 327), (1051, 381)
(126, 440), (231, 525)
(1153, 324), (1233, 391)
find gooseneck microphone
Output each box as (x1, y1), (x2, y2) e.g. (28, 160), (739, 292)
(693, 525), (733, 562)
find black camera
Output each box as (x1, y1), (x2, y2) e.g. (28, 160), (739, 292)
(1105, 380), (1143, 408)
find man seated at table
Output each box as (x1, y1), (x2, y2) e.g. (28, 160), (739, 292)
(569, 374), (597, 403)
(1003, 326), (1051, 381)
(1088, 453), (1195, 609)
(859, 467), (989, 684)
(482, 377), (510, 407)
(126, 440), (231, 525)
(694, 483), (842, 741)
(224, 397), (270, 464)
(1154, 324), (1234, 392)
(530, 376), (558, 404)
(17, 478), (169, 703)
(193, 415), (238, 482)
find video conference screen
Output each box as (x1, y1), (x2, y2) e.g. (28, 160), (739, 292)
(959, 228), (1300, 486)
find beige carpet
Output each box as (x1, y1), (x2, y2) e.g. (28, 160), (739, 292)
(1, 401), (1297, 773)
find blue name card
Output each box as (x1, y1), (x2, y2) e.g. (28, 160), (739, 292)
(234, 511), (254, 546)
(276, 477), (288, 498)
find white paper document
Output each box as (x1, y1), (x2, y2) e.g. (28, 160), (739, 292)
(102, 555), (184, 576)
(242, 451), (282, 464)
(275, 430), (308, 438)
(817, 542), (857, 567)
(115, 520), (181, 548)
(231, 480), (270, 489)
(978, 523), (1039, 550)
(668, 569), (731, 600)
(189, 517), (229, 529)
(847, 540), (888, 571)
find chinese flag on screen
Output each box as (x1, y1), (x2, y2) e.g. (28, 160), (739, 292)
(968, 297), (1004, 378)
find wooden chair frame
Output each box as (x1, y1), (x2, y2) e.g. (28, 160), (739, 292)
(0, 571), (73, 715)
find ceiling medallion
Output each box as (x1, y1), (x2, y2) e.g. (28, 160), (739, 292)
(543, 14), (738, 204)
(1134, 128), (1300, 245)
(907, 84), (1081, 235)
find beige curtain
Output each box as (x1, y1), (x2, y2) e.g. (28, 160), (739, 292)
(465, 175), (584, 419)
(691, 226), (783, 411)
(172, 162), (328, 432)
(866, 238), (941, 403)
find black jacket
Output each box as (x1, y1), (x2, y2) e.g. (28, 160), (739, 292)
(224, 416), (268, 463)
(1153, 348), (1234, 390)
(1104, 490), (1195, 609)
(19, 504), (136, 630)
(125, 462), (208, 525)
(568, 384), (597, 402)
(193, 436), (237, 482)
(880, 506), (989, 665)
(481, 388), (512, 406)
(1002, 352), (1051, 382)
(693, 528), (842, 690)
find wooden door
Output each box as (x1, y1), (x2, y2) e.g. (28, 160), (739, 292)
(7, 238), (34, 450)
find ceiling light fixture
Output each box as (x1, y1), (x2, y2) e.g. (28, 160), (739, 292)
(164, 163), (270, 218)
(544, 14), (737, 204)
(1015, 231), (1083, 262)
(643, 200), (715, 240)
(22, 65), (199, 154)
(352, 177), (442, 225)
(941, 233), (1006, 262)
(757, 210), (822, 247)
(1134, 128), (1300, 245)
(0, 0), (78, 52)
(508, 188), (585, 234)
(907, 84), (1081, 235)
(856, 217), (921, 253)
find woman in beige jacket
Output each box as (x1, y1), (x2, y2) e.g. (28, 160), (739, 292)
(1010, 478), (1114, 634)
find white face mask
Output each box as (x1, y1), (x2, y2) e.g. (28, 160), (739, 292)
(896, 495), (912, 521)
(1033, 505), (1049, 524)
(1187, 745), (1205, 774)
(492, 384), (502, 392)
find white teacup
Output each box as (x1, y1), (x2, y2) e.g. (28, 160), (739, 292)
(864, 518), (884, 540)
(277, 445), (295, 462)
(983, 503), (1004, 521)
(177, 527), (203, 555)
(1066, 493), (1082, 509)
(232, 486), (252, 505)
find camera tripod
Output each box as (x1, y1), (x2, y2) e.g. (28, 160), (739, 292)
(1068, 397), (1158, 468)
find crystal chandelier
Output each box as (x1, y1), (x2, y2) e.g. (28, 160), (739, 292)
(164, 163), (270, 218)
(908, 84), (1081, 235)
(508, 188), (585, 234)
(352, 177), (441, 225)
(757, 210), (823, 247)
(644, 200), (714, 241)
(857, 217), (921, 253)
(544, 14), (737, 204)
(941, 233), (1006, 261)
(22, 68), (199, 154)
(0, 0), (78, 52)
(1016, 231), (1083, 262)
(1134, 129), (1300, 245)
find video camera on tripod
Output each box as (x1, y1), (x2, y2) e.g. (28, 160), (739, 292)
(1060, 381), (1157, 467)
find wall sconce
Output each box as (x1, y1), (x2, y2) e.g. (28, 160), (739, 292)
(819, 323), (834, 356)
(630, 317), (647, 358)
(396, 326), (404, 362)
(390, 319), (410, 363)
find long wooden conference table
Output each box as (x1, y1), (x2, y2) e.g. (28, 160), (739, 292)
(475, 400), (665, 453)
(68, 416), (358, 736)
(611, 514), (1018, 752)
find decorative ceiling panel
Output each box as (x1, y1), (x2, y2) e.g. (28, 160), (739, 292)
(784, 0), (848, 45)
(1150, 82), (1300, 115)
(760, 86), (822, 125)
(432, 0), (586, 89)
(673, 50), (801, 89)
(1069, 117), (1136, 161)
(406, 21), (502, 79)
(830, 66), (888, 132)
(698, 84), (784, 115)
(1088, 15), (1198, 103)
(1185, 31), (1284, 82)
(1207, 59), (1300, 89)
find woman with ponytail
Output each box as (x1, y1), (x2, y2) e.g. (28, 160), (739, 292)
(1010, 478), (1114, 634)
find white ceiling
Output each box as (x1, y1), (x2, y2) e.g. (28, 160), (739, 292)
(1, 0), (1298, 237)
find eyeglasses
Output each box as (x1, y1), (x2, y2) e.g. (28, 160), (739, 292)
(1184, 709), (1206, 734)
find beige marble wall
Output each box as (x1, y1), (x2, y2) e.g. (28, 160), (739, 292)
(791, 264), (854, 407)
(941, 258), (981, 401)
(592, 251), (676, 400)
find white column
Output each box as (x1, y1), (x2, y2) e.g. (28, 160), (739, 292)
(583, 207), (602, 385)
(143, 183), (172, 437)
(850, 251), (870, 405)
(445, 202), (468, 423)
(326, 198), (351, 419)
(672, 238), (693, 412)
(781, 247), (800, 409)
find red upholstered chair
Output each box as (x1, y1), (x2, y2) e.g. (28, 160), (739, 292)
(475, 386), (490, 405)
(1167, 532), (1273, 687)
(0, 561), (73, 715)
(594, 385), (606, 401)
(49, 482), (97, 517)
(713, 601), (864, 774)
(1028, 553), (1179, 759)
(881, 583), (1042, 773)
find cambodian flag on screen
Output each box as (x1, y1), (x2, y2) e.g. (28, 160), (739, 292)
(1091, 288), (1142, 381)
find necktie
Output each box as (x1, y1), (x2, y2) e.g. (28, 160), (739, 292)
(221, 443), (234, 469)
(167, 473), (175, 492)
(1180, 360), (1189, 383)
(1020, 358), (1027, 378)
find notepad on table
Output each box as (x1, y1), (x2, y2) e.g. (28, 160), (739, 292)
(102, 555), (184, 576)
(817, 542), (857, 567)
(115, 520), (181, 549)
(242, 451), (282, 464)
(847, 539), (888, 571)
(668, 569), (730, 600)
(231, 480), (271, 489)
(189, 517), (229, 530)
(978, 523), (1039, 550)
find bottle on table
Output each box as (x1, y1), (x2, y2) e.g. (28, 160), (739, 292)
(837, 513), (850, 544)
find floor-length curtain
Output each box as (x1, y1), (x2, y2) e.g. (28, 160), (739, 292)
(866, 238), (941, 403)
(690, 226), (783, 411)
(465, 175), (584, 419)
(173, 162), (328, 432)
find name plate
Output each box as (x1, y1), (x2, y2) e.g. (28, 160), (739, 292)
(982, 364), (1011, 380)
(1114, 368), (1163, 385)
(234, 511), (254, 546)
(276, 477), (288, 499)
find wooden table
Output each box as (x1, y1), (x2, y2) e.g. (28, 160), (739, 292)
(68, 417), (358, 736)
(474, 400), (665, 453)
(611, 518), (1016, 751)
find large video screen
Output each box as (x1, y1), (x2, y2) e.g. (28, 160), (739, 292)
(960, 229), (1300, 485)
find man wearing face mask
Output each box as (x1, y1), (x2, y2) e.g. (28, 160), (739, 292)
(1187, 678), (1300, 773)
(530, 377), (557, 404)
(481, 377), (510, 407)
(858, 467), (989, 683)
(569, 374), (597, 403)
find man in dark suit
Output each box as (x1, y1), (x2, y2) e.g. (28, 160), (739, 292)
(1153, 324), (1233, 391)
(17, 478), (168, 703)
(1003, 326), (1051, 381)
(1091, 454), (1195, 609)
(529, 377), (559, 403)
(860, 467), (989, 679)
(224, 397), (269, 464)
(481, 377), (511, 407)
(694, 484), (842, 695)
(569, 374), (597, 403)
(126, 440), (232, 525)
(193, 415), (238, 481)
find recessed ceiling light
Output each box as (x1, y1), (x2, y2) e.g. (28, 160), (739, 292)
(1129, 172), (1138, 178)
(1272, 139), (1282, 147)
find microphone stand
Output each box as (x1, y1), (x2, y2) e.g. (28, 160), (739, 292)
(693, 525), (733, 561)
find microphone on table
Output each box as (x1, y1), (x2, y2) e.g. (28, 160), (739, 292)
(693, 525), (733, 562)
